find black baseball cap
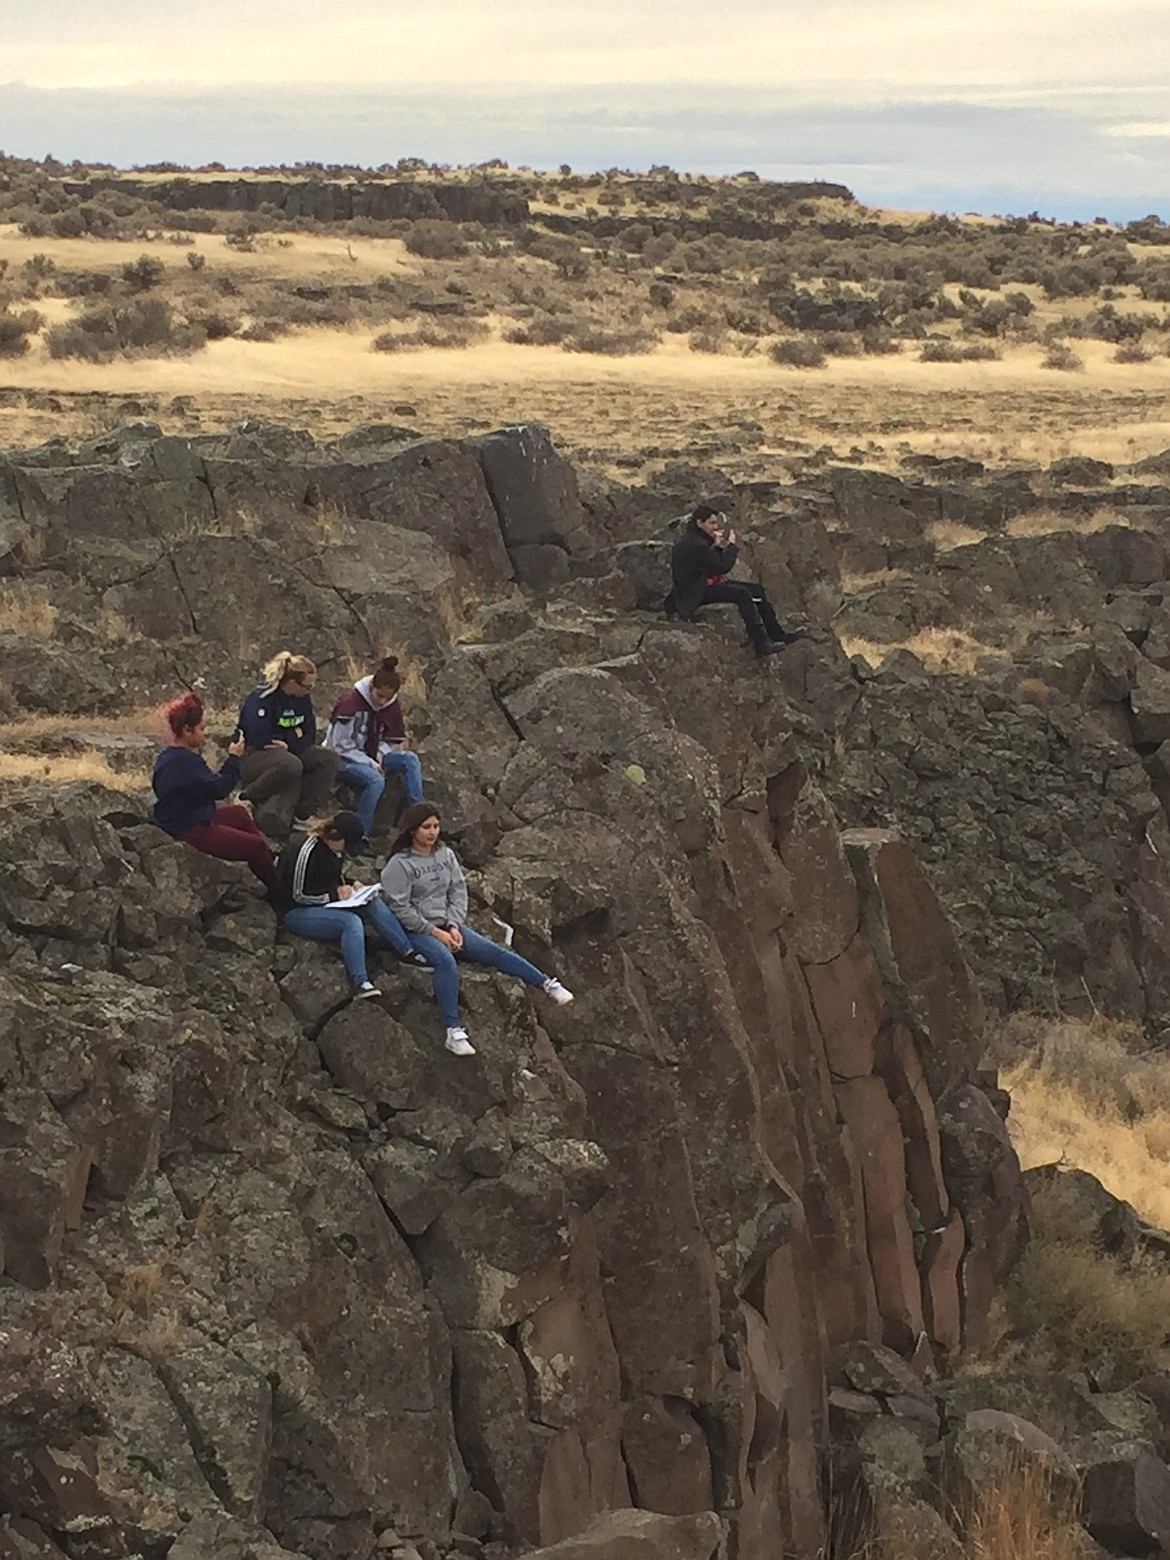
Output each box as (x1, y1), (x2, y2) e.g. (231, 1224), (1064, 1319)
(691, 503), (719, 522)
(331, 811), (365, 850)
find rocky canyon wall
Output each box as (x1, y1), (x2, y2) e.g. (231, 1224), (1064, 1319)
(0, 422), (1026, 1559)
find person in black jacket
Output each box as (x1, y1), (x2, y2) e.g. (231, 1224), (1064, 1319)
(667, 504), (804, 658)
(237, 651), (340, 838)
(276, 810), (427, 1000)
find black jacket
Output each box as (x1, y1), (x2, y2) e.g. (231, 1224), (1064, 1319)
(669, 521), (739, 619)
(274, 835), (343, 913)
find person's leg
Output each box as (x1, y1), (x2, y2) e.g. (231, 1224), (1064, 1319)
(294, 745), (341, 821)
(741, 582), (791, 642)
(179, 809), (280, 890)
(380, 747), (425, 806)
(360, 898), (413, 957)
(699, 582), (768, 647)
(239, 750), (304, 836)
(407, 932), (462, 1028)
(284, 906), (369, 986)
(457, 926), (548, 988)
(334, 757), (385, 838)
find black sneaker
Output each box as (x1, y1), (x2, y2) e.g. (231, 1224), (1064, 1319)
(398, 949), (431, 968)
(779, 628), (809, 645)
(755, 641), (785, 658)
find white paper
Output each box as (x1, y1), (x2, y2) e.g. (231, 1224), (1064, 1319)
(326, 884), (381, 910)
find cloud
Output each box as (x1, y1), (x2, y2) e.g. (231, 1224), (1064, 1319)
(1106, 121), (1170, 138)
(5, 0), (1170, 96)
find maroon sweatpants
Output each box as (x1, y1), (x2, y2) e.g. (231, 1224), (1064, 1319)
(179, 803), (279, 890)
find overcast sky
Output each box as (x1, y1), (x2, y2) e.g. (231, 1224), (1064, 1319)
(2, 0), (1169, 217)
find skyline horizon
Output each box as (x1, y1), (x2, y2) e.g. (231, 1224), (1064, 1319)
(1, 84), (1167, 228)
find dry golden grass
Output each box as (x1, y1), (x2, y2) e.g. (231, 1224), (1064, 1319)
(838, 626), (1007, 675)
(1005, 505), (1149, 538)
(838, 566), (912, 593)
(1002, 1012), (1170, 1229)
(927, 519), (989, 552)
(869, 1455), (1085, 1560)
(0, 586), (59, 637)
(992, 1178), (1170, 1374)
(959, 1459), (1084, 1560)
(0, 751), (146, 788)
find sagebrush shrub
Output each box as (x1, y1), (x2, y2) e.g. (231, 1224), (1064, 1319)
(1114, 341), (1155, 363)
(769, 336), (826, 368)
(1042, 340), (1084, 371)
(920, 339), (1000, 362)
(402, 221), (469, 260)
(121, 255), (165, 292)
(0, 307), (43, 357)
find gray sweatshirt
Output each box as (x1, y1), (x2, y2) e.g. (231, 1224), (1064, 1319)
(380, 845), (468, 932)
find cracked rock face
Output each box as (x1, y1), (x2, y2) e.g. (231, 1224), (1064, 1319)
(0, 424), (1025, 1560)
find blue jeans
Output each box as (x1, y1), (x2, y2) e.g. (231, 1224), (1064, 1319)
(334, 757), (385, 839)
(407, 924), (547, 1028)
(285, 899), (412, 986)
(379, 746), (425, 806)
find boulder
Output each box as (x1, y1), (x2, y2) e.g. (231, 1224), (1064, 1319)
(1050, 456), (1115, 486)
(1078, 1436), (1170, 1555)
(1024, 1164), (1141, 1259)
(946, 1408), (1078, 1508)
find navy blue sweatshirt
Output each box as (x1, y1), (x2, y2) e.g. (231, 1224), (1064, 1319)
(237, 686), (317, 756)
(152, 747), (240, 836)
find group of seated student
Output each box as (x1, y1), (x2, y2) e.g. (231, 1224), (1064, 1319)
(151, 650), (574, 1057)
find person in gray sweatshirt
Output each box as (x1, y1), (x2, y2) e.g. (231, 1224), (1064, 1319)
(380, 802), (574, 1056)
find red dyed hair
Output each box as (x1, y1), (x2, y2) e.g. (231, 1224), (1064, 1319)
(163, 691), (204, 741)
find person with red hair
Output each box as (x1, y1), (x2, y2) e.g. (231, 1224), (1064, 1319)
(152, 692), (279, 890)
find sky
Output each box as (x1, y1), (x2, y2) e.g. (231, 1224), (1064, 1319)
(2, 0), (1169, 218)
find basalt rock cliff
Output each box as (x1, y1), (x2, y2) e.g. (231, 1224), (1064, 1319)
(0, 421), (1025, 1559)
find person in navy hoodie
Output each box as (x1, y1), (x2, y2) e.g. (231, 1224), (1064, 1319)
(152, 691), (279, 890)
(237, 651), (340, 838)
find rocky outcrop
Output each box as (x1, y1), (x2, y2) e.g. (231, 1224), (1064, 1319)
(0, 425), (1023, 1558)
(74, 176), (530, 227)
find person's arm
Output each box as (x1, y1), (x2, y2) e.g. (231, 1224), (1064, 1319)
(707, 539), (739, 573)
(380, 857), (430, 932)
(207, 752), (241, 800)
(290, 839), (340, 906)
(303, 701), (317, 748)
(444, 851), (469, 927)
(380, 697), (406, 750)
(324, 712), (370, 761)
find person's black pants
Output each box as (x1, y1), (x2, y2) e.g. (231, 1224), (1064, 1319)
(698, 581), (787, 647)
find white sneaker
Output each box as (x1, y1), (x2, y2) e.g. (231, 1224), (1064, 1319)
(542, 978), (574, 1006)
(445, 1028), (476, 1057)
(354, 981), (382, 1000)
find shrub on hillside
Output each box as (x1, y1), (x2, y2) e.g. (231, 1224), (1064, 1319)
(920, 339), (1000, 362)
(688, 327), (728, 353)
(45, 298), (201, 360)
(0, 307), (43, 357)
(502, 317), (574, 345)
(1114, 341), (1156, 363)
(769, 336), (827, 368)
(562, 325), (659, 356)
(1042, 340), (1084, 371)
(371, 318), (488, 351)
(121, 255), (165, 292)
(402, 221), (469, 259)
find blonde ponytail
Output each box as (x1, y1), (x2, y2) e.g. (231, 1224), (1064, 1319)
(260, 651), (316, 693)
